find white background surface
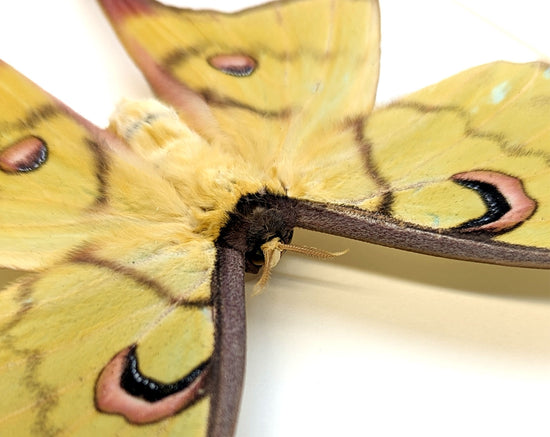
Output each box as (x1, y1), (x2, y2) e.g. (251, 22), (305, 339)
(0, 1), (549, 436)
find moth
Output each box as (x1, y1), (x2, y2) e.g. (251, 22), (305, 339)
(0, 1), (549, 436)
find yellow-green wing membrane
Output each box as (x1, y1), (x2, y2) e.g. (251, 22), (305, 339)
(1, 249), (213, 436)
(100, 0), (550, 266)
(0, 61), (246, 436)
(296, 61), (550, 266)
(99, 0), (381, 204)
(0, 60), (112, 270)
(6, 0), (550, 435)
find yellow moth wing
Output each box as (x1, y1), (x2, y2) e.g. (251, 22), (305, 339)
(0, 26), (239, 436)
(364, 62), (550, 248)
(0, 62), (106, 269)
(0, 241), (215, 435)
(0, 62), (205, 272)
(2, 2), (550, 437)
(99, 0), (381, 204)
(95, 2), (550, 437)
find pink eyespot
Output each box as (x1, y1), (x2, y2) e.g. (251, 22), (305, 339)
(452, 170), (536, 232)
(208, 54), (257, 77)
(0, 136), (48, 174)
(95, 345), (209, 424)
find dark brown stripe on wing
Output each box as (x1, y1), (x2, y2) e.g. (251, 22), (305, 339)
(84, 139), (110, 207)
(0, 104), (111, 207)
(346, 115), (394, 214)
(71, 250), (212, 307)
(0, 276), (61, 436)
(0, 104), (59, 132)
(162, 45), (338, 71)
(199, 88), (293, 118)
(386, 100), (550, 165)
(161, 45), (350, 119)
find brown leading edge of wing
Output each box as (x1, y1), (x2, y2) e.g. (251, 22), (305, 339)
(293, 200), (550, 269)
(208, 245), (247, 437)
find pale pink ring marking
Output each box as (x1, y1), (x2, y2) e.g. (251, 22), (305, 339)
(95, 346), (208, 424)
(452, 170), (536, 232)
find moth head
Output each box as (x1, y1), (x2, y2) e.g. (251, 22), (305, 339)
(217, 194), (297, 274)
(245, 206), (295, 271)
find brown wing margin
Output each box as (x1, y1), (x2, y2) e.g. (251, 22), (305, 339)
(208, 245), (246, 436)
(293, 199), (550, 268)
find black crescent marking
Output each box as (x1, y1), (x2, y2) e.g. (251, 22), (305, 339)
(121, 345), (210, 403)
(453, 179), (511, 230)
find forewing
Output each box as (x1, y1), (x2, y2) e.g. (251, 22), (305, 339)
(0, 61), (192, 271)
(98, 0), (550, 265)
(0, 241), (245, 436)
(0, 60), (115, 270)
(98, 0), (380, 176)
(0, 62), (247, 435)
(295, 62), (550, 266)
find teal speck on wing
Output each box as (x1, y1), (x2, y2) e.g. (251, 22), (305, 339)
(490, 81), (510, 104)
(428, 213), (440, 228)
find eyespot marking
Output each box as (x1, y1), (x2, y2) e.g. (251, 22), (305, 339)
(208, 54), (257, 77)
(0, 136), (48, 174)
(452, 170), (536, 232)
(95, 345), (209, 424)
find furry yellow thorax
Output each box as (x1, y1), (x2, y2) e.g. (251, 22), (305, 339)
(108, 99), (284, 239)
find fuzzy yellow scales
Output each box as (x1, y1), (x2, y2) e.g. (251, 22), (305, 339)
(109, 0), (382, 207)
(0, 0), (549, 436)
(0, 61), (216, 435)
